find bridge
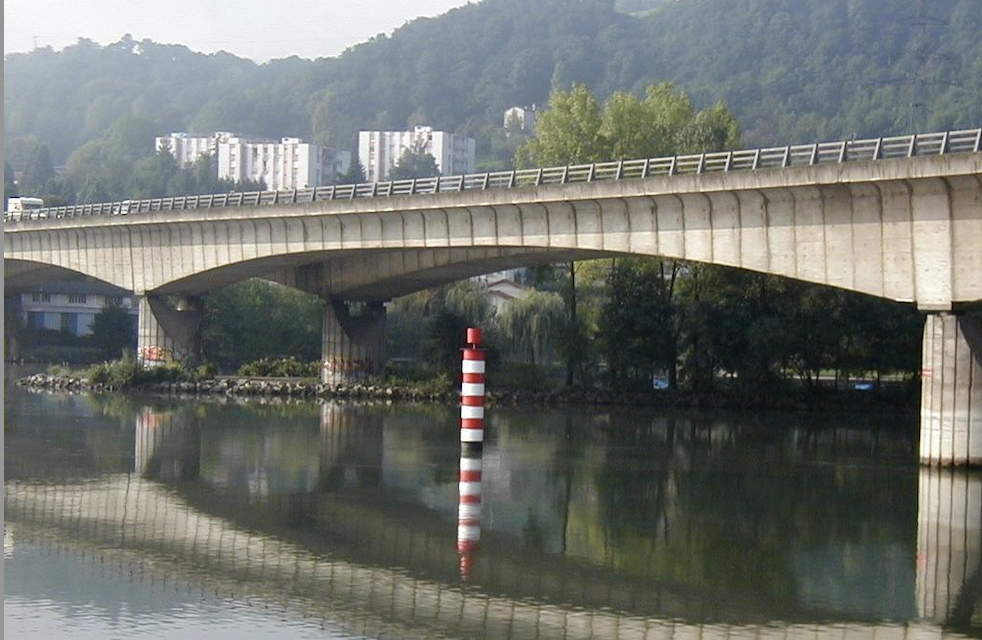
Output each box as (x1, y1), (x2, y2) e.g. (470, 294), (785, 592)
(4, 129), (982, 466)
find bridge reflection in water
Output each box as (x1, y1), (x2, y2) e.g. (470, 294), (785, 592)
(4, 394), (982, 638)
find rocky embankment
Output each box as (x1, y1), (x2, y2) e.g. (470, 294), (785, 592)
(15, 372), (685, 407)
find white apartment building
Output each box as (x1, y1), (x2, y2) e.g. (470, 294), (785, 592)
(217, 136), (350, 190)
(11, 283), (137, 336)
(155, 131), (245, 166)
(156, 132), (351, 190)
(358, 126), (476, 183)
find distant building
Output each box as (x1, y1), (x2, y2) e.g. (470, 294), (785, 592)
(11, 282), (137, 337)
(504, 106), (536, 132)
(358, 126), (476, 183)
(155, 131), (245, 166)
(155, 132), (351, 190)
(218, 136), (350, 190)
(473, 271), (532, 315)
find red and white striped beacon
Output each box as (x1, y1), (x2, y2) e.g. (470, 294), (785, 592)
(460, 327), (486, 447)
(456, 447), (482, 581)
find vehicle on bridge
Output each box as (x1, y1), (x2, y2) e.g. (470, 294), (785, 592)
(5, 197), (45, 220)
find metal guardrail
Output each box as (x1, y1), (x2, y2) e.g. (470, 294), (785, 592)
(5, 128), (981, 223)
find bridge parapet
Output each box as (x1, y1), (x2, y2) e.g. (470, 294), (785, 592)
(5, 129), (980, 223)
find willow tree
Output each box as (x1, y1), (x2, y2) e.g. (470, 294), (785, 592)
(498, 291), (566, 365)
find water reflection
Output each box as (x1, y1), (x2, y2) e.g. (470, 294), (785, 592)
(4, 386), (981, 638)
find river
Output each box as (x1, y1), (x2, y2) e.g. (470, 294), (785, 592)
(3, 373), (980, 639)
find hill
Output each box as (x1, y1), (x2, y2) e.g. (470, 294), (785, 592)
(4, 0), (981, 198)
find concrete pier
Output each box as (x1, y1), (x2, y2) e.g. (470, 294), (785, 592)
(321, 299), (386, 385)
(916, 467), (982, 624)
(920, 314), (982, 467)
(137, 296), (202, 365)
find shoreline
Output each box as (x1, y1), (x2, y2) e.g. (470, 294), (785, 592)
(15, 372), (918, 414)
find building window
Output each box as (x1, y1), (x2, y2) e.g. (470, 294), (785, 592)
(31, 292), (51, 303)
(27, 312), (45, 329)
(68, 294), (87, 304)
(104, 295), (123, 307)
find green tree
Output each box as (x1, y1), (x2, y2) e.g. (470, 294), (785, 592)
(201, 280), (323, 371)
(389, 139), (440, 180)
(89, 302), (137, 359)
(20, 143), (56, 195)
(498, 290), (566, 365)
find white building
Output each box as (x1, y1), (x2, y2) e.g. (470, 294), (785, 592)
(155, 131), (245, 166)
(12, 283), (137, 337)
(358, 126), (476, 183)
(503, 106), (536, 132)
(218, 136), (350, 190)
(156, 132), (351, 190)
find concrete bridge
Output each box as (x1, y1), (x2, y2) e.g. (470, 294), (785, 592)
(4, 129), (982, 466)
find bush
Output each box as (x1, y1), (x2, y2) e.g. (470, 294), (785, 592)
(83, 358), (204, 387)
(237, 357), (319, 378)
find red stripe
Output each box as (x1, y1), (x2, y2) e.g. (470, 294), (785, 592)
(461, 395), (485, 406)
(459, 494), (481, 504)
(462, 373), (485, 384)
(457, 540), (479, 552)
(460, 470), (482, 481)
(458, 518), (481, 526)
(460, 419), (484, 429)
(461, 349), (487, 361)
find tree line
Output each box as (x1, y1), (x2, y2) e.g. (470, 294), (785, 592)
(5, 0), (981, 201)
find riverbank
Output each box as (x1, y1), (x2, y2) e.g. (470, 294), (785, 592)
(15, 371), (918, 412)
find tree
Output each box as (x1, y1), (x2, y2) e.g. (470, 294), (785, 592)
(498, 290), (566, 365)
(343, 159), (367, 184)
(389, 139), (440, 180)
(515, 82), (741, 387)
(4, 162), (19, 205)
(19, 143), (55, 195)
(89, 302), (137, 359)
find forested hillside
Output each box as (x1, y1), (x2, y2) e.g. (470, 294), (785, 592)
(5, 0), (981, 200)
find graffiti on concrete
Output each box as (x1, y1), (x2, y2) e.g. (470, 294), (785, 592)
(323, 357), (373, 379)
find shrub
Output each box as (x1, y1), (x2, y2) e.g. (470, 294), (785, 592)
(238, 357), (319, 378)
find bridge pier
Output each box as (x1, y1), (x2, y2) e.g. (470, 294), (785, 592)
(321, 299), (386, 385)
(137, 296), (203, 365)
(916, 467), (982, 625)
(920, 313), (982, 467)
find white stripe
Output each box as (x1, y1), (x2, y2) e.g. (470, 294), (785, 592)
(460, 405), (485, 420)
(457, 525), (481, 541)
(462, 359), (486, 374)
(458, 481), (482, 496)
(460, 428), (484, 443)
(459, 457), (483, 471)
(461, 383), (485, 397)
(458, 504), (482, 519)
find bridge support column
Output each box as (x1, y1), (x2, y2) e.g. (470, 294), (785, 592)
(916, 467), (981, 625)
(137, 296), (203, 365)
(321, 299), (386, 385)
(920, 313), (982, 467)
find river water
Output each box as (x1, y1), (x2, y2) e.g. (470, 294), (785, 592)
(4, 376), (981, 639)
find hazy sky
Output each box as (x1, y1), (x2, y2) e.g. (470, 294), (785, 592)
(3, 0), (474, 62)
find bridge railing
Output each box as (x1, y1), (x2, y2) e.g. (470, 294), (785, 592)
(5, 128), (980, 223)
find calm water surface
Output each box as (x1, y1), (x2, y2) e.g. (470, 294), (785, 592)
(4, 375), (981, 639)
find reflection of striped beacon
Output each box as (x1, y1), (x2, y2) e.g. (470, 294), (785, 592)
(460, 327), (486, 447)
(457, 446), (483, 581)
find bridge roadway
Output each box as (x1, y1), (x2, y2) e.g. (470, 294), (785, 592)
(4, 471), (979, 640)
(3, 130), (982, 465)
